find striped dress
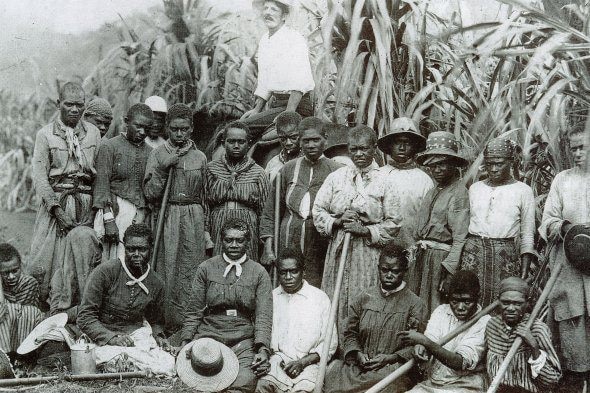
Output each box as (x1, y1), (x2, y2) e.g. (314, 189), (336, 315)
(205, 156), (270, 261)
(0, 275), (43, 353)
(485, 315), (561, 392)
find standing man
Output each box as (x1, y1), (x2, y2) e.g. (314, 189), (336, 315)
(410, 131), (470, 314)
(0, 244), (42, 356)
(377, 117), (434, 248)
(460, 138), (536, 307)
(29, 82), (102, 302)
(93, 103), (153, 260)
(313, 125), (402, 334)
(144, 103), (213, 331)
(260, 117), (341, 287)
(240, 0), (314, 135)
(84, 97), (113, 138)
(264, 111), (302, 181)
(539, 128), (590, 391)
(144, 96), (167, 149)
(256, 247), (337, 393)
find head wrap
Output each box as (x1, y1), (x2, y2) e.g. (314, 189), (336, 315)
(85, 97), (113, 119)
(484, 138), (516, 159)
(167, 103), (193, 124)
(498, 277), (529, 296)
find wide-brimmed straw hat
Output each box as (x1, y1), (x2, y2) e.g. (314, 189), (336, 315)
(17, 313), (68, 355)
(564, 224), (590, 275)
(0, 349), (15, 379)
(377, 117), (426, 155)
(323, 123), (349, 158)
(415, 131), (468, 167)
(176, 338), (239, 392)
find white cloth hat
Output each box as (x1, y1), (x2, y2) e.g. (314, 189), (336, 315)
(145, 96), (168, 114)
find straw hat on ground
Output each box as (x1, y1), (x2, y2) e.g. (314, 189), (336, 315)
(377, 117), (427, 155)
(564, 224), (590, 275)
(0, 349), (15, 379)
(17, 313), (68, 355)
(415, 131), (468, 167)
(176, 338), (239, 392)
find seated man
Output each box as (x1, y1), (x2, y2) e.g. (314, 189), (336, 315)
(399, 270), (490, 393)
(256, 247), (337, 393)
(77, 223), (174, 375)
(485, 277), (561, 393)
(0, 244), (43, 356)
(324, 244), (427, 393)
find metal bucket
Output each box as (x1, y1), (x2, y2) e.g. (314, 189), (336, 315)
(70, 341), (97, 375)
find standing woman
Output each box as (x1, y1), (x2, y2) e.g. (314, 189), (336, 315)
(206, 121), (270, 261)
(411, 131), (470, 315)
(313, 125), (402, 335)
(144, 103), (212, 330)
(460, 138), (536, 307)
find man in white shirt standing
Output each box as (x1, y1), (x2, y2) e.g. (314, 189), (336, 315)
(256, 247), (337, 393)
(241, 0), (315, 136)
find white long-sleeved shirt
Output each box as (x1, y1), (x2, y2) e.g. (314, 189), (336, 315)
(261, 281), (337, 392)
(467, 180), (535, 255)
(254, 25), (315, 102)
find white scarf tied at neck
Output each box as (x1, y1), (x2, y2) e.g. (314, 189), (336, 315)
(223, 253), (248, 278)
(120, 257), (151, 295)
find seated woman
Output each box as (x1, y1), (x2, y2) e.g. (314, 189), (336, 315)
(76, 223), (174, 376)
(485, 277), (561, 393)
(324, 244), (427, 393)
(399, 270), (490, 393)
(179, 218), (273, 392)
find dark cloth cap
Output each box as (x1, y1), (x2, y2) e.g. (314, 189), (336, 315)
(498, 277), (529, 296)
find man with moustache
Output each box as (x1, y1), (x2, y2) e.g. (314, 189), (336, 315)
(264, 111), (302, 182)
(77, 224), (174, 375)
(256, 247), (337, 393)
(29, 82), (102, 303)
(240, 0), (314, 135)
(539, 128), (590, 391)
(93, 103), (154, 260)
(260, 117), (342, 287)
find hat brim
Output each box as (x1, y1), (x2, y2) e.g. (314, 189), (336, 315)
(377, 131), (427, 155)
(0, 349), (15, 379)
(17, 313), (68, 355)
(564, 224), (590, 275)
(324, 143), (348, 158)
(176, 340), (240, 392)
(415, 149), (468, 167)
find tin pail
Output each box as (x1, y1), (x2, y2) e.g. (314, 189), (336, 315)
(70, 341), (97, 375)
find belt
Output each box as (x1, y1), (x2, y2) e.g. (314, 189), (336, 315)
(272, 92), (311, 101)
(217, 201), (250, 210)
(51, 176), (92, 194)
(168, 200), (201, 206)
(206, 306), (251, 319)
(467, 233), (515, 241)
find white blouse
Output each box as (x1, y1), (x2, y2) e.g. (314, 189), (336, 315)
(468, 180), (535, 254)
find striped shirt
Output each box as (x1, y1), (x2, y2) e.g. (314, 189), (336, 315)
(485, 315), (561, 392)
(1, 275), (39, 312)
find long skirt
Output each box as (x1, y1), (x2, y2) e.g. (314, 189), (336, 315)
(548, 312), (590, 373)
(28, 192), (93, 301)
(321, 230), (381, 339)
(460, 236), (520, 307)
(408, 247), (448, 316)
(155, 203), (207, 330)
(211, 205), (260, 262)
(49, 226), (101, 317)
(324, 360), (412, 393)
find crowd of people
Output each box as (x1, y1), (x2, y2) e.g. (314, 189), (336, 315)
(0, 0), (588, 392)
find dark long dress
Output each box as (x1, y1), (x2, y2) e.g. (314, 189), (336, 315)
(324, 284), (427, 393)
(205, 156), (269, 261)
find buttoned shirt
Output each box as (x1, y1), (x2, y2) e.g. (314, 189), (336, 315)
(254, 25), (315, 101)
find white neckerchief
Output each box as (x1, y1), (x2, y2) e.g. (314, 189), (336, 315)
(120, 257), (150, 295)
(380, 280), (406, 297)
(222, 253), (248, 278)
